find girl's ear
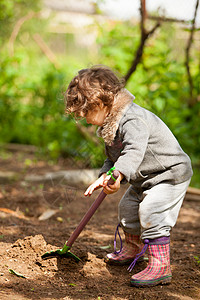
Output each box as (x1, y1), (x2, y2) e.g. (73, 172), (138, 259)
(98, 100), (105, 109)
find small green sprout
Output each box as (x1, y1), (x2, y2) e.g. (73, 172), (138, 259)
(194, 256), (200, 265)
(69, 283), (76, 287)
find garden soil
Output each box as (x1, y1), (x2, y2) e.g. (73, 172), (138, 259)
(0, 149), (199, 300)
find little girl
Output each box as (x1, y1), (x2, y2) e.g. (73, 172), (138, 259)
(65, 65), (193, 287)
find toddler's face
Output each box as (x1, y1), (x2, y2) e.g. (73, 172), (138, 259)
(83, 104), (109, 126)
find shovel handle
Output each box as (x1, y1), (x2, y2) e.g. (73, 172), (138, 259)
(66, 169), (120, 247)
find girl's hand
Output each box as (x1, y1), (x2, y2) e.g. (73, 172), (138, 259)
(84, 173), (108, 196)
(84, 172), (124, 196)
(102, 174), (123, 195)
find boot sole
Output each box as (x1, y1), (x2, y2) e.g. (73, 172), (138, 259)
(105, 256), (146, 266)
(131, 275), (172, 287)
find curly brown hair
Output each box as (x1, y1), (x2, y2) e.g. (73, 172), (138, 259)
(65, 65), (125, 117)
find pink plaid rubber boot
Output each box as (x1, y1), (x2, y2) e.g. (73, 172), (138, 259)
(130, 237), (172, 287)
(105, 228), (144, 265)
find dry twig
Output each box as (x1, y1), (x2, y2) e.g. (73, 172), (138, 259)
(8, 11), (38, 56)
(125, 0), (160, 82)
(33, 33), (60, 69)
(75, 122), (101, 146)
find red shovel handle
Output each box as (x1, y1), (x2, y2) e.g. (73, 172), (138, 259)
(66, 169), (120, 247)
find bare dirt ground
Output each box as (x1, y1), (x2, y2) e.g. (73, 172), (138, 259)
(0, 149), (200, 300)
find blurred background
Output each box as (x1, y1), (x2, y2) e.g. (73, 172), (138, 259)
(0, 0), (199, 187)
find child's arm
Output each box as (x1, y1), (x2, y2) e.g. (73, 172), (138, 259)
(84, 172), (124, 196)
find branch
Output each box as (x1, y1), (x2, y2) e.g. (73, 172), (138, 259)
(148, 15), (188, 24)
(125, 0), (160, 82)
(8, 11), (38, 56)
(186, 186), (200, 201)
(140, 0), (146, 33)
(185, 0), (199, 102)
(147, 22), (161, 38)
(75, 123), (101, 146)
(33, 33), (60, 69)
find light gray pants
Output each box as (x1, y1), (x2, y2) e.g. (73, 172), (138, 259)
(118, 179), (190, 240)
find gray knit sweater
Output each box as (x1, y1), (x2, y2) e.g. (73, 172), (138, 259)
(98, 89), (193, 188)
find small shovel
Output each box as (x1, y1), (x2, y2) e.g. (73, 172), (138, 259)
(41, 167), (119, 262)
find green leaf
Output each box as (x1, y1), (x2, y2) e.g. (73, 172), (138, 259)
(9, 269), (26, 278)
(99, 245), (111, 250)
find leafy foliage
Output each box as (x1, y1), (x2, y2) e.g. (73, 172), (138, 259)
(0, 0), (105, 167)
(0, 0), (41, 43)
(97, 21), (200, 187)
(0, 4), (199, 185)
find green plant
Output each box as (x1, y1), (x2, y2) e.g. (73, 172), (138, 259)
(97, 20), (200, 186)
(194, 256), (200, 265)
(0, 6), (199, 177)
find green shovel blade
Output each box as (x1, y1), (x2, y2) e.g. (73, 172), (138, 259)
(41, 244), (81, 262)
